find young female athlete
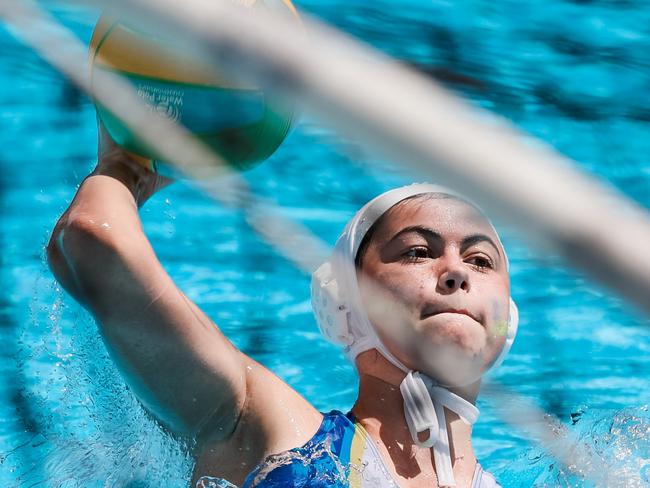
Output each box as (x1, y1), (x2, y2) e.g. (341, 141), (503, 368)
(47, 126), (517, 487)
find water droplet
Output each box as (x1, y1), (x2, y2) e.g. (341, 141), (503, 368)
(195, 476), (238, 488)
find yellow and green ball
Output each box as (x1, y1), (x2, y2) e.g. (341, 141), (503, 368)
(89, 1), (300, 174)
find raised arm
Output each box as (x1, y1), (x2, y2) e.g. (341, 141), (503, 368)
(47, 138), (248, 440)
(47, 130), (320, 459)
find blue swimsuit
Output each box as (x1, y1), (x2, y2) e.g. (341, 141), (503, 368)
(241, 410), (501, 488)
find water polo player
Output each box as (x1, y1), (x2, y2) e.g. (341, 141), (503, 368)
(47, 127), (517, 487)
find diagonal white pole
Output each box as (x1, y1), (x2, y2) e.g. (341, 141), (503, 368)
(69, 0), (650, 316)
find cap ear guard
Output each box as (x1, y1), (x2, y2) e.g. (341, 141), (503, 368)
(491, 298), (519, 369)
(508, 298), (519, 344)
(311, 261), (354, 346)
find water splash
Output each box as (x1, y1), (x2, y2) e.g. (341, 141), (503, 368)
(196, 476), (240, 488)
(194, 436), (353, 488)
(247, 436), (348, 487)
(498, 405), (650, 487)
(3, 264), (193, 487)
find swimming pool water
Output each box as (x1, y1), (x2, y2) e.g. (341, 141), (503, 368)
(1, 1), (650, 486)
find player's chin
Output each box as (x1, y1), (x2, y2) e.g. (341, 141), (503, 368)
(418, 344), (485, 386)
(415, 339), (489, 386)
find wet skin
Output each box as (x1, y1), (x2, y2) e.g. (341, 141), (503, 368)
(357, 195), (511, 387)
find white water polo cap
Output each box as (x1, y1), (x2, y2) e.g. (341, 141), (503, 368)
(311, 183), (518, 487)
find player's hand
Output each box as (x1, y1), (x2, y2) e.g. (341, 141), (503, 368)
(94, 123), (173, 207)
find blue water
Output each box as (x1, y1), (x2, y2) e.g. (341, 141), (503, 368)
(1, 1), (650, 486)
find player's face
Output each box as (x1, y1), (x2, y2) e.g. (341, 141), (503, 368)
(357, 196), (510, 386)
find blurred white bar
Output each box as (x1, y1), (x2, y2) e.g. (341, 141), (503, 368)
(71, 0), (650, 315)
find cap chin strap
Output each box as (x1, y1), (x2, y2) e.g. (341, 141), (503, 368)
(349, 333), (478, 488)
(400, 372), (479, 487)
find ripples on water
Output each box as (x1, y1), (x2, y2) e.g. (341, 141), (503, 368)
(1, 0), (649, 486)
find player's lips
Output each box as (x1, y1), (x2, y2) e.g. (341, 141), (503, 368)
(421, 305), (482, 324)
